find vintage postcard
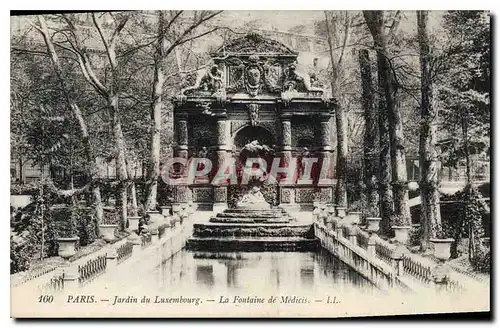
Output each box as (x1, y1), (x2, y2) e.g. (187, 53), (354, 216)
(10, 10), (490, 318)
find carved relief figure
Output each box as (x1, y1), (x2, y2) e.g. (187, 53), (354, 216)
(247, 103), (260, 126)
(180, 64), (224, 97)
(283, 62), (306, 92)
(283, 62), (324, 94)
(200, 64), (223, 92)
(263, 61), (282, 92)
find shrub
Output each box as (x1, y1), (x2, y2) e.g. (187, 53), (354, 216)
(470, 245), (491, 273)
(408, 225), (422, 247)
(10, 193), (60, 274)
(10, 235), (34, 274)
(73, 206), (98, 246)
(441, 184), (489, 261)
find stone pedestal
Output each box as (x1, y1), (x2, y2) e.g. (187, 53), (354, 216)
(128, 216), (141, 232)
(62, 263), (79, 290)
(159, 206), (171, 216)
(105, 246), (119, 274)
(367, 234), (377, 257)
(213, 186), (228, 213)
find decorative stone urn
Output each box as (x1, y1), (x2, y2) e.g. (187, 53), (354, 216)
(348, 211), (362, 224)
(392, 226), (412, 244)
(128, 216), (141, 232)
(146, 210), (163, 226)
(171, 203), (181, 214)
(430, 238), (454, 261)
(57, 236), (80, 259)
(159, 205), (171, 216)
(336, 206), (347, 218)
(366, 217), (382, 232)
(99, 224), (118, 242)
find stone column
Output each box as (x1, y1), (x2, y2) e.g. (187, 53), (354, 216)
(173, 113), (190, 204)
(317, 115), (334, 204)
(278, 115), (295, 205)
(213, 113), (230, 213)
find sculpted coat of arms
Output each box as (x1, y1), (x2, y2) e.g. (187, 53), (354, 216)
(245, 55), (264, 96)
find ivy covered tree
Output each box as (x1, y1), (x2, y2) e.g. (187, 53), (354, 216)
(439, 11), (490, 183)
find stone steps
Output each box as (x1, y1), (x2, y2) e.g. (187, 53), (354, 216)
(215, 212), (289, 218)
(209, 217), (293, 224)
(186, 205), (316, 252)
(192, 223), (313, 238)
(186, 237), (319, 252)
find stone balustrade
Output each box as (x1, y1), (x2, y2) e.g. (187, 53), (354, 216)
(12, 204), (196, 294)
(313, 208), (484, 294)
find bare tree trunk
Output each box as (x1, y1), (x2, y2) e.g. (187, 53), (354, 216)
(364, 10), (411, 227)
(417, 10), (442, 250)
(358, 49), (380, 212)
(110, 94), (129, 231)
(126, 160), (138, 216)
(461, 114), (476, 259)
(19, 157), (23, 183)
(145, 11), (167, 212)
(334, 101), (349, 208)
(38, 16), (104, 229)
(324, 11), (349, 209)
(376, 55), (393, 233)
(463, 117), (472, 185)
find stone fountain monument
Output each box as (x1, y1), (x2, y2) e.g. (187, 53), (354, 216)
(186, 141), (318, 252)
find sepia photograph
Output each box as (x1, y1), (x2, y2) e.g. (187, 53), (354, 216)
(9, 9), (491, 318)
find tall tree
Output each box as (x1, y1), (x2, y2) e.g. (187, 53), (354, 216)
(47, 13), (133, 230)
(439, 11), (490, 258)
(34, 16), (104, 225)
(440, 11), (490, 183)
(144, 10), (222, 211)
(323, 11), (350, 209)
(417, 10), (442, 250)
(363, 10), (411, 228)
(358, 49), (379, 213)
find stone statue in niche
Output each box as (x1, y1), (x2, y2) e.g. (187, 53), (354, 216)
(195, 146), (210, 184)
(298, 147), (311, 179)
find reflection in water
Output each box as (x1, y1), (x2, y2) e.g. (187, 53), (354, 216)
(196, 265), (214, 288)
(143, 248), (378, 297)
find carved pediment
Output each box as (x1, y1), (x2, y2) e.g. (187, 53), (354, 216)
(225, 55), (283, 96)
(178, 33), (326, 101)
